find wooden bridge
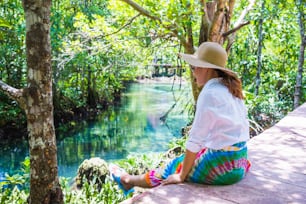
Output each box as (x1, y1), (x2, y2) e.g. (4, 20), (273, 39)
(122, 103), (306, 204)
(149, 64), (184, 77)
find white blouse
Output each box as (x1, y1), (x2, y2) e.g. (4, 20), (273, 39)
(187, 78), (250, 152)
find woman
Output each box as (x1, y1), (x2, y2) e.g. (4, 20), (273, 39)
(109, 42), (251, 196)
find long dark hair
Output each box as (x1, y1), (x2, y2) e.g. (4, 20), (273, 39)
(216, 70), (244, 99)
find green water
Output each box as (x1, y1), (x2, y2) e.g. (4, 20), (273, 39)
(0, 82), (190, 180)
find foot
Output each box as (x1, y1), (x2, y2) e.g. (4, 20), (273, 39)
(109, 163), (135, 196)
(120, 174), (134, 191)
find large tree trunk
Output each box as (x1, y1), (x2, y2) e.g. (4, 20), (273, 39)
(0, 0), (63, 202)
(22, 0), (63, 203)
(208, 0), (231, 44)
(294, 0), (305, 109)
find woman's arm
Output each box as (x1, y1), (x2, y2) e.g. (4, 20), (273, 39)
(161, 149), (197, 185)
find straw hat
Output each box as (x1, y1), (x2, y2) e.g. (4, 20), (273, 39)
(179, 42), (235, 74)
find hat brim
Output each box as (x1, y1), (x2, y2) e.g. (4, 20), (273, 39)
(179, 53), (236, 74)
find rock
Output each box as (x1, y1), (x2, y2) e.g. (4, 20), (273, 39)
(181, 126), (192, 136)
(164, 146), (184, 159)
(75, 157), (109, 190)
(155, 146), (185, 169)
(128, 161), (150, 175)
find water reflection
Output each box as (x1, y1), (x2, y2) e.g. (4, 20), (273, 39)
(57, 83), (189, 178)
(0, 140), (28, 180)
(0, 82), (189, 179)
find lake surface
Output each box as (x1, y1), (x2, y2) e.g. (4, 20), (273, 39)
(0, 82), (190, 180)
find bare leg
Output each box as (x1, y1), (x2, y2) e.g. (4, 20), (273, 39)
(121, 174), (152, 190)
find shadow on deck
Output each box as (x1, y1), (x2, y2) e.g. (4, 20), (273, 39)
(122, 103), (306, 204)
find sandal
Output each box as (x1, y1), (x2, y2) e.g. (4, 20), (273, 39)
(109, 163), (135, 196)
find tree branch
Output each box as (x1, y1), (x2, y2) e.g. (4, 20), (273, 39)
(0, 80), (26, 108)
(67, 13), (140, 46)
(119, 0), (162, 23)
(222, 21), (250, 37)
(234, 0), (255, 28)
(119, 0), (188, 49)
(225, 0), (256, 51)
(103, 14), (141, 37)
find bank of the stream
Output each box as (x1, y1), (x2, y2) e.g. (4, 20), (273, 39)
(0, 89), (122, 142)
(0, 77), (187, 141)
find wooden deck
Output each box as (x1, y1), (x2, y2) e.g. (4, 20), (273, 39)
(121, 103), (306, 204)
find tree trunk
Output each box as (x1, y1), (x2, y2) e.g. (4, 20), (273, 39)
(193, 1), (217, 101)
(294, 0), (305, 109)
(209, 0), (230, 44)
(22, 0), (63, 203)
(0, 0), (63, 202)
(255, 1), (265, 96)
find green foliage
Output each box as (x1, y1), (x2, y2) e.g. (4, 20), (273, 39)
(229, 0), (304, 129)
(0, 0), (304, 131)
(245, 92), (291, 130)
(0, 158), (129, 204)
(0, 176), (127, 204)
(62, 177), (127, 204)
(0, 0), (26, 87)
(52, 4), (139, 110)
(0, 157), (30, 192)
(0, 187), (27, 204)
(0, 174), (25, 190)
(0, 97), (25, 127)
(0, 18), (11, 28)
(0, 1), (27, 127)
(168, 135), (187, 149)
(0, 157), (29, 204)
(0, 0), (142, 128)
(0, 0), (305, 201)
(116, 153), (162, 175)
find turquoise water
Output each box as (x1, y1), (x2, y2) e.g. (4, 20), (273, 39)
(0, 82), (190, 180)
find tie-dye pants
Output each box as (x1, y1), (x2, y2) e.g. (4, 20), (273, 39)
(145, 142), (251, 187)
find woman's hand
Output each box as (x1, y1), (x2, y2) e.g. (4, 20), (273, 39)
(161, 173), (185, 185)
(161, 150), (197, 186)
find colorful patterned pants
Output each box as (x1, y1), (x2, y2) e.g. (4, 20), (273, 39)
(145, 142), (251, 187)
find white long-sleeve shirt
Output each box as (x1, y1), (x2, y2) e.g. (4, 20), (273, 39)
(187, 78), (249, 152)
